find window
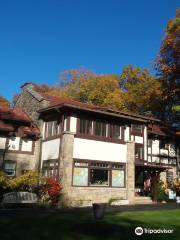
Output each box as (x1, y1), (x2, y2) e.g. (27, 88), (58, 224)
(135, 145), (143, 160)
(109, 123), (121, 139)
(44, 120), (61, 139)
(4, 161), (16, 176)
(111, 163), (125, 187)
(42, 160), (58, 177)
(90, 162), (110, 186)
(77, 117), (125, 142)
(94, 121), (107, 137)
(131, 124), (143, 135)
(72, 160), (126, 187)
(79, 118), (93, 135)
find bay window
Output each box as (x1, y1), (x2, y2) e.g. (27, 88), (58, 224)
(72, 160), (126, 188)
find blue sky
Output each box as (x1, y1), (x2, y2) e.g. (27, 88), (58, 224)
(0, 0), (179, 101)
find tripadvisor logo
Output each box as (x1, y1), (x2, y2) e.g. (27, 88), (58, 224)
(135, 226), (174, 235)
(135, 227), (143, 235)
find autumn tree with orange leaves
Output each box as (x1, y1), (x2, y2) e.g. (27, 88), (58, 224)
(0, 96), (9, 107)
(155, 9), (180, 126)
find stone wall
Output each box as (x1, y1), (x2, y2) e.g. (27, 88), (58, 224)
(13, 83), (49, 174)
(59, 131), (130, 207)
(126, 141), (135, 204)
(4, 140), (40, 176)
(14, 83), (49, 130)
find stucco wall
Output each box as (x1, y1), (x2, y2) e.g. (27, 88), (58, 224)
(73, 137), (127, 162)
(41, 138), (60, 161)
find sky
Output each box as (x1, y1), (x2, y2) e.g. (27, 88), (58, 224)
(0, 0), (179, 101)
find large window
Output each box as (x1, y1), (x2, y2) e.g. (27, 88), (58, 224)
(44, 120), (61, 139)
(4, 161), (16, 176)
(78, 117), (124, 142)
(72, 160), (126, 188)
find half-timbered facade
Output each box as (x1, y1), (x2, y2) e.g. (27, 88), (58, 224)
(0, 107), (40, 176)
(13, 82), (179, 206)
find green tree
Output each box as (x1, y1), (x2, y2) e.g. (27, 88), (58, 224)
(155, 9), (180, 126)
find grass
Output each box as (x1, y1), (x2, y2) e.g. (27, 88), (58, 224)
(0, 209), (180, 240)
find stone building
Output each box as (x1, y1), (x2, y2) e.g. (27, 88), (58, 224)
(0, 106), (40, 176)
(12, 82), (179, 206)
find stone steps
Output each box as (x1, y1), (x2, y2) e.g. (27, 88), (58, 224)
(134, 196), (153, 205)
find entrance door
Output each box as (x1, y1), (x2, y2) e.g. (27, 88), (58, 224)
(135, 166), (160, 198)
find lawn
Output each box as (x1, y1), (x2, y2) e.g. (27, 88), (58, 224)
(0, 209), (180, 240)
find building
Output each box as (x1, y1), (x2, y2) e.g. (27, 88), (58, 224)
(0, 106), (40, 176)
(12, 82), (179, 206)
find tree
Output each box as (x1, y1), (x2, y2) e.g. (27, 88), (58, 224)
(45, 66), (162, 114)
(49, 68), (125, 110)
(0, 96), (9, 107)
(119, 65), (162, 113)
(155, 9), (180, 126)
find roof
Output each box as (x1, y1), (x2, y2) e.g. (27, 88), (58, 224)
(38, 93), (160, 123)
(20, 82), (160, 123)
(0, 106), (40, 137)
(148, 122), (176, 137)
(0, 107), (31, 122)
(0, 121), (14, 132)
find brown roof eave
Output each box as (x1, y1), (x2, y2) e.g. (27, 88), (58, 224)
(39, 103), (148, 123)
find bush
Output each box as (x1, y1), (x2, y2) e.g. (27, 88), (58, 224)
(0, 171), (63, 207)
(0, 171), (10, 201)
(39, 177), (62, 206)
(157, 180), (168, 202)
(173, 178), (180, 196)
(7, 171), (44, 193)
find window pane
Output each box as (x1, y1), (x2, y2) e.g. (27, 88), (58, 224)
(79, 119), (92, 134)
(91, 162), (109, 168)
(53, 121), (60, 135)
(90, 169), (109, 186)
(4, 162), (16, 176)
(110, 124), (121, 139)
(73, 167), (88, 186)
(74, 162), (88, 167)
(112, 164), (124, 169)
(95, 121), (106, 137)
(112, 170), (125, 187)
